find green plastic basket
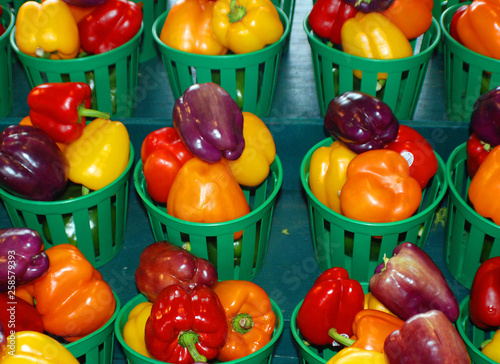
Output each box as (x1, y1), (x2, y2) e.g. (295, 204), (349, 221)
(115, 293), (285, 364)
(444, 143), (500, 289)
(433, 0), (462, 22)
(133, 156), (283, 281)
(300, 138), (448, 283)
(152, 8), (291, 117)
(440, 4), (500, 121)
(304, 15), (441, 120)
(0, 145), (134, 268)
(457, 296), (497, 364)
(0, 5), (13, 117)
(134, 0), (167, 62)
(10, 23), (143, 117)
(65, 292), (121, 364)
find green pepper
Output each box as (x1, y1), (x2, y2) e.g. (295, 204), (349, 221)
(211, 69), (246, 109)
(205, 237), (258, 267)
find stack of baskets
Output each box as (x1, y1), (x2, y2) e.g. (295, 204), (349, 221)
(0, 4), (13, 117)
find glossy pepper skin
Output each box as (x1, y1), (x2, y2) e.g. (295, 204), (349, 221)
(0, 228), (49, 292)
(15, 244), (116, 342)
(63, 0), (108, 7)
(141, 127), (193, 203)
(324, 91), (399, 153)
(78, 0), (143, 54)
(15, 0), (80, 59)
(296, 267), (365, 346)
(384, 310), (470, 363)
(135, 241), (218, 302)
(364, 292), (395, 316)
(64, 118), (130, 190)
(449, 4), (469, 43)
(466, 132), (492, 178)
(343, 0), (393, 12)
(369, 242), (460, 322)
(307, 0), (357, 45)
(469, 256), (500, 330)
(213, 280), (276, 361)
(123, 301), (153, 358)
(385, 125), (438, 189)
(308, 140), (358, 214)
(340, 149), (422, 223)
(27, 82), (110, 144)
(211, 0), (284, 54)
(160, 0), (227, 55)
(470, 86), (500, 147)
(326, 347), (388, 363)
(0, 293), (44, 333)
(173, 83), (245, 163)
(381, 0), (433, 39)
(481, 329), (500, 362)
(0, 125), (69, 201)
(145, 284), (228, 364)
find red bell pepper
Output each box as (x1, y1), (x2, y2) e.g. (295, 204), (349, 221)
(78, 0), (143, 54)
(296, 267), (365, 346)
(0, 8), (5, 37)
(449, 4), (469, 43)
(466, 132), (492, 178)
(0, 293), (44, 333)
(469, 256), (500, 330)
(27, 82), (110, 144)
(141, 127), (194, 203)
(145, 284), (228, 364)
(385, 125), (438, 189)
(308, 0), (358, 44)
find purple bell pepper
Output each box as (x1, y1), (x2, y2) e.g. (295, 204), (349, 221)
(324, 91), (399, 153)
(0, 125), (69, 201)
(369, 242), (460, 322)
(470, 86), (500, 147)
(0, 228), (49, 292)
(173, 83), (245, 163)
(384, 310), (470, 364)
(342, 0), (394, 12)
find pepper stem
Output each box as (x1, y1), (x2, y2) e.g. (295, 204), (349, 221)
(35, 47), (51, 59)
(77, 104), (110, 121)
(178, 331), (207, 363)
(227, 0), (246, 23)
(232, 313), (254, 334)
(328, 328), (355, 347)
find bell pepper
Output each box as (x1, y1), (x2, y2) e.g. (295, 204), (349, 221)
(481, 329), (500, 362)
(342, 0), (394, 13)
(78, 0), (143, 54)
(226, 112), (276, 187)
(19, 116), (67, 152)
(173, 82), (245, 163)
(449, 4), (469, 43)
(454, 0), (500, 59)
(466, 132), (492, 178)
(339, 149), (422, 222)
(212, 280), (275, 361)
(141, 127), (193, 203)
(66, 3), (98, 23)
(166, 157), (250, 239)
(341, 12), (413, 80)
(469, 256), (500, 330)
(0, 331), (79, 363)
(15, 244), (116, 342)
(385, 125), (438, 189)
(123, 301), (153, 359)
(15, 0), (80, 59)
(364, 292), (394, 316)
(63, 0), (108, 7)
(326, 347), (388, 363)
(384, 310), (471, 363)
(468, 145), (500, 225)
(307, 0), (357, 45)
(0, 293), (44, 333)
(0, 125), (69, 201)
(324, 91), (399, 154)
(369, 242), (460, 322)
(27, 82), (110, 144)
(308, 140), (358, 214)
(144, 284), (228, 363)
(296, 267), (365, 346)
(470, 86), (500, 147)
(0, 8), (5, 37)
(159, 0), (227, 55)
(0, 322), (5, 358)
(211, 0), (284, 54)
(381, 0), (433, 39)
(63, 117), (130, 191)
(0, 228), (49, 292)
(135, 241), (218, 302)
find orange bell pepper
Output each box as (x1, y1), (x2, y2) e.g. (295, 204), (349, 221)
(381, 0), (433, 40)
(159, 0), (227, 55)
(212, 280), (275, 361)
(339, 149), (422, 222)
(15, 244), (116, 342)
(469, 145), (500, 225)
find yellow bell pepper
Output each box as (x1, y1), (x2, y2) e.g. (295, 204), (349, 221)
(15, 0), (80, 59)
(211, 0), (284, 54)
(63, 118), (130, 191)
(364, 293), (395, 316)
(123, 302), (153, 358)
(1, 331), (79, 363)
(481, 329), (500, 362)
(308, 140), (357, 214)
(340, 12), (413, 80)
(327, 347), (389, 363)
(226, 112), (276, 187)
